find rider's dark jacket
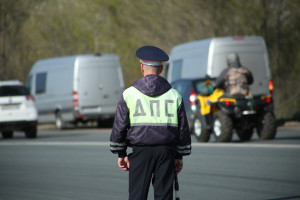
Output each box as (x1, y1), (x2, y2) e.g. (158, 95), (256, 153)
(110, 75), (191, 159)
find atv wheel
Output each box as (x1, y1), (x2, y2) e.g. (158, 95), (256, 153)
(236, 128), (253, 141)
(212, 111), (233, 142)
(257, 112), (277, 140)
(193, 113), (210, 142)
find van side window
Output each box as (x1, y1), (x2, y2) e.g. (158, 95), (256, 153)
(172, 60), (182, 81)
(26, 75), (33, 93)
(162, 63), (169, 79)
(36, 72), (47, 94)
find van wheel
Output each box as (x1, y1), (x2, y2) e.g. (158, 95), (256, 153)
(25, 126), (37, 138)
(212, 111), (233, 142)
(72, 121), (78, 128)
(257, 112), (277, 140)
(193, 114), (210, 142)
(2, 131), (13, 139)
(55, 111), (65, 129)
(236, 128), (253, 141)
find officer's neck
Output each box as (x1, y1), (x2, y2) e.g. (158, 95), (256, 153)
(143, 72), (160, 77)
(141, 65), (163, 77)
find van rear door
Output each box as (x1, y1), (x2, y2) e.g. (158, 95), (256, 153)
(211, 39), (271, 95)
(77, 57), (122, 115)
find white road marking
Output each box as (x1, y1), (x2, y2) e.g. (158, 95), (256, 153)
(0, 141), (109, 146)
(191, 142), (300, 149)
(0, 141), (299, 149)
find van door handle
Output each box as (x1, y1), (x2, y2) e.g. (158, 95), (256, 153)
(99, 84), (103, 89)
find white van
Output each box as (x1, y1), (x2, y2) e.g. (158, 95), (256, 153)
(26, 54), (124, 129)
(165, 36), (273, 95)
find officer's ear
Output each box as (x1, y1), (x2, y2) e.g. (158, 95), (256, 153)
(141, 64), (144, 74)
(159, 65), (163, 74)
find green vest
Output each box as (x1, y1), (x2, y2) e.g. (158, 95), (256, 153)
(123, 87), (182, 127)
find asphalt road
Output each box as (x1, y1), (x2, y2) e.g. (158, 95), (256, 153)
(0, 125), (299, 200)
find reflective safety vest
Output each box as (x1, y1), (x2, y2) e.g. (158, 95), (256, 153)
(123, 87), (182, 127)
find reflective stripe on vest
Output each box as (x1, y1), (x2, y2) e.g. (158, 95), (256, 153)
(123, 87), (182, 127)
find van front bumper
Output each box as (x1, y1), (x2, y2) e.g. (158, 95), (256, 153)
(77, 105), (116, 120)
(78, 113), (115, 121)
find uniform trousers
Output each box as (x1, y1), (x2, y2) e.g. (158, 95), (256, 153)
(128, 146), (175, 200)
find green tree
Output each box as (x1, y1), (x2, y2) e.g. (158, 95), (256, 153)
(0, 0), (39, 81)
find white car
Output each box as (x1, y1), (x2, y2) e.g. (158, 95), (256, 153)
(0, 80), (38, 139)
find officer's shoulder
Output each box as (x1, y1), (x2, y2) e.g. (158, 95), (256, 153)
(169, 88), (182, 98)
(123, 86), (139, 97)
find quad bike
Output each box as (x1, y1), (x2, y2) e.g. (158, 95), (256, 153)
(192, 80), (277, 142)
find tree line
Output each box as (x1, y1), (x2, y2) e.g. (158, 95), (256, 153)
(1, 0), (299, 119)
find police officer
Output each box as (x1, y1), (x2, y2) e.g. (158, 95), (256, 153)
(110, 46), (191, 200)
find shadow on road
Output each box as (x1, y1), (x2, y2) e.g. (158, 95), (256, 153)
(267, 195), (300, 200)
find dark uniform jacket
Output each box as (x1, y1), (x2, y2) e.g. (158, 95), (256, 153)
(110, 75), (191, 159)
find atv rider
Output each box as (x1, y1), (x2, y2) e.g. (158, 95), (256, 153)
(215, 53), (254, 96)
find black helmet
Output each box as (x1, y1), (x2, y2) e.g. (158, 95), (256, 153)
(227, 53), (241, 68)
